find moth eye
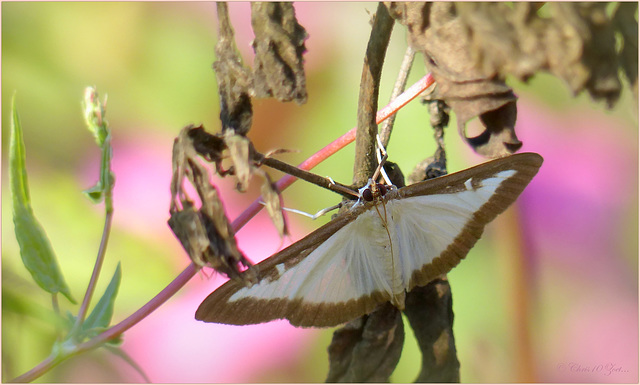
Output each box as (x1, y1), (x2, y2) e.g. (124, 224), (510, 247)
(362, 188), (373, 202)
(377, 184), (387, 196)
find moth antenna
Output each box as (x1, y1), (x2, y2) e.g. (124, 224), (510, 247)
(376, 133), (388, 158)
(374, 134), (393, 186)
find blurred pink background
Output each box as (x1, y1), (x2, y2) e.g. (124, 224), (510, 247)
(2, 2), (637, 383)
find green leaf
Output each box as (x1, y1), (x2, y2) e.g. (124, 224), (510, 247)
(9, 95), (75, 303)
(82, 181), (104, 203)
(83, 263), (121, 333)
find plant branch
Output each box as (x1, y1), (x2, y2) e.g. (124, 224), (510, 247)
(10, 354), (62, 383)
(72, 210), (113, 336)
(74, 87), (115, 334)
(257, 155), (357, 199)
(379, 45), (415, 148)
(352, 2), (394, 187)
(327, 4), (400, 382)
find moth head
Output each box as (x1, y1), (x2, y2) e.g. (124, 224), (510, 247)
(357, 178), (395, 204)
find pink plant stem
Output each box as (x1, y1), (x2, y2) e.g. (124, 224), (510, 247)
(10, 73), (434, 384)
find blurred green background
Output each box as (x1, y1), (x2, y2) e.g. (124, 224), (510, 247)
(2, 2), (637, 383)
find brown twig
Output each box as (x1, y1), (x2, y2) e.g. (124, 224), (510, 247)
(352, 2), (395, 187)
(379, 45), (415, 149)
(257, 155), (357, 199)
(327, 3), (399, 383)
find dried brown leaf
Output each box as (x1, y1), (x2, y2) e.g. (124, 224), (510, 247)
(403, 277), (460, 382)
(263, 147), (300, 160)
(169, 125), (257, 286)
(257, 170), (289, 238)
(613, 2), (639, 102)
(387, 2), (634, 156)
(186, 126), (226, 164)
(326, 303), (404, 383)
(250, 2), (308, 104)
(223, 130), (252, 192)
(215, 3), (253, 135)
(168, 203), (210, 267)
(386, 2), (522, 157)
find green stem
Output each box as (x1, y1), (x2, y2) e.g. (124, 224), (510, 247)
(10, 354), (62, 383)
(73, 138), (114, 335)
(72, 209), (114, 335)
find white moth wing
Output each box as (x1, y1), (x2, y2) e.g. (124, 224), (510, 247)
(229, 207), (395, 305)
(196, 207), (401, 327)
(389, 169), (517, 290)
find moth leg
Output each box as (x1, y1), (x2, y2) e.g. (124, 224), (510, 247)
(259, 201), (342, 220)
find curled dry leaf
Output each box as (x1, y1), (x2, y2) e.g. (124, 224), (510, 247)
(403, 278), (460, 382)
(183, 125), (291, 240)
(381, 160), (406, 188)
(256, 169), (289, 238)
(612, 2), (639, 101)
(169, 125), (257, 286)
(408, 157), (448, 186)
(386, 2), (521, 157)
(250, 2), (308, 104)
(186, 126), (226, 165)
(387, 2), (634, 157)
(223, 130), (252, 192)
(215, 2), (253, 136)
(168, 204), (211, 267)
(262, 147), (300, 160)
(326, 303), (405, 383)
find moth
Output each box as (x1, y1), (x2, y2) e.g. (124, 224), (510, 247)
(196, 152), (543, 327)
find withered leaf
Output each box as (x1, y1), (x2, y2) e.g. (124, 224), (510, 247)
(184, 125), (289, 237)
(612, 2), (638, 102)
(250, 2), (308, 104)
(186, 125), (235, 178)
(187, 125), (226, 163)
(223, 130), (252, 192)
(387, 2), (522, 157)
(326, 303), (404, 383)
(257, 170), (288, 238)
(186, 124), (254, 192)
(387, 2), (633, 156)
(169, 125), (257, 286)
(403, 278), (460, 382)
(215, 2), (253, 136)
(456, 97), (523, 157)
(168, 203), (210, 267)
